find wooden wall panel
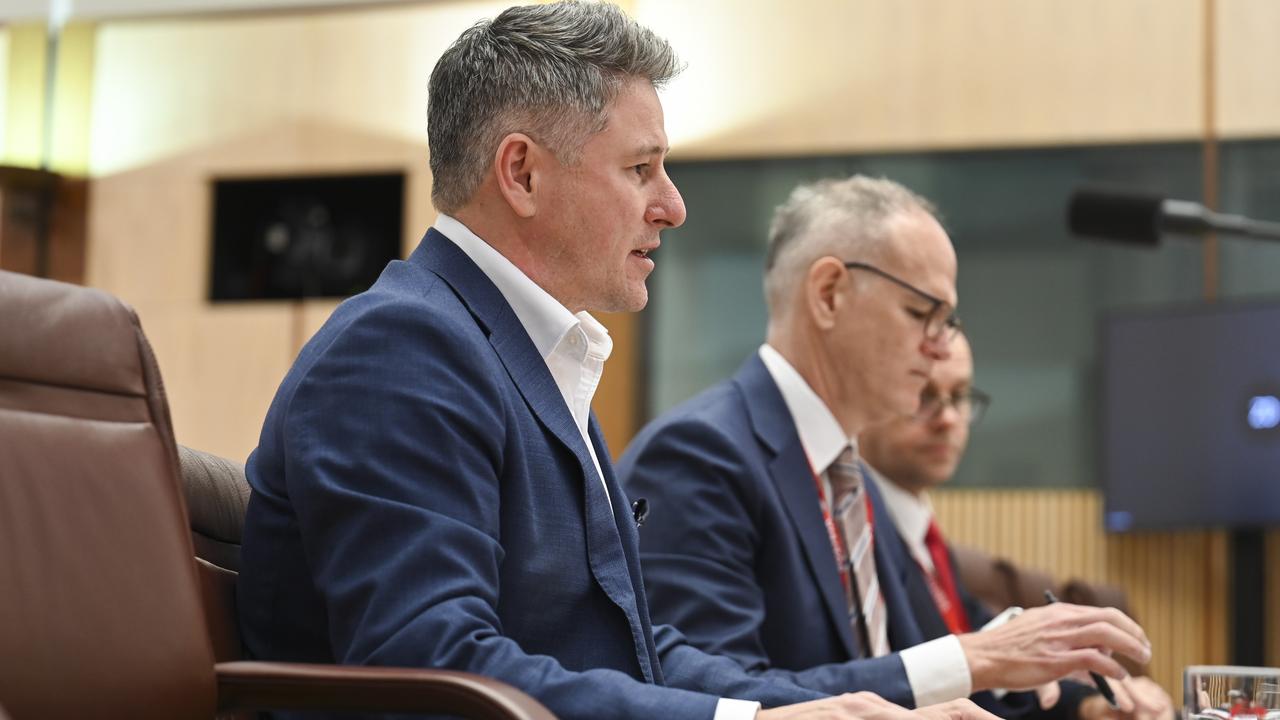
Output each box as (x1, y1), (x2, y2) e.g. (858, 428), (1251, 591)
(128, 299), (296, 461)
(933, 489), (1231, 704)
(594, 311), (640, 457)
(637, 0), (1205, 159)
(87, 1), (513, 177)
(86, 119), (430, 459)
(1216, 0), (1280, 137)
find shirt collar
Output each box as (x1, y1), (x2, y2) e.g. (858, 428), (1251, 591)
(435, 214), (599, 361)
(864, 463), (934, 564)
(757, 343), (854, 474)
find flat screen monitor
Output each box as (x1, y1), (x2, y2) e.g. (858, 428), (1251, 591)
(1101, 300), (1280, 531)
(209, 172), (404, 301)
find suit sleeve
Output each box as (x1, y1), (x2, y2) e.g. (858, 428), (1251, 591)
(276, 305), (726, 720)
(622, 415), (913, 704)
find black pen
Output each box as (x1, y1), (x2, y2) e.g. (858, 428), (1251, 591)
(1043, 590), (1119, 708)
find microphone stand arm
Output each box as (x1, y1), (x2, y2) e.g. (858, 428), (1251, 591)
(1164, 200), (1280, 241)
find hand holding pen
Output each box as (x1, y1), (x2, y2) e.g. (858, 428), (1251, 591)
(1044, 589), (1119, 707)
(955, 592), (1152, 697)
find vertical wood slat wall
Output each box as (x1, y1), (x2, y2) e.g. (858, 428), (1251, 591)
(930, 489), (1262, 703)
(1270, 531), (1280, 671)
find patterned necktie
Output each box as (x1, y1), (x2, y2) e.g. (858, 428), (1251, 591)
(828, 445), (889, 657)
(923, 519), (971, 634)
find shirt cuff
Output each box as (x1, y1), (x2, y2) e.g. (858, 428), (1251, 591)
(714, 697), (763, 720)
(899, 634), (972, 707)
(978, 606), (1025, 699)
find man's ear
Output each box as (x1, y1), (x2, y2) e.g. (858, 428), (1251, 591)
(805, 257), (846, 331)
(493, 133), (544, 218)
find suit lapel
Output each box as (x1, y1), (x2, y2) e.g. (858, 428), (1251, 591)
(591, 417), (662, 684)
(735, 355), (862, 660)
(415, 234), (595, 483)
(412, 230), (654, 681)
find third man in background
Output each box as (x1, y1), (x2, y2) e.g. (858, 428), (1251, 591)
(859, 333), (1175, 720)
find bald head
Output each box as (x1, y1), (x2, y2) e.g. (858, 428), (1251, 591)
(860, 333), (975, 496)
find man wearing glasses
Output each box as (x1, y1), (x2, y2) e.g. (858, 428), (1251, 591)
(618, 175), (1155, 716)
(860, 333), (1174, 720)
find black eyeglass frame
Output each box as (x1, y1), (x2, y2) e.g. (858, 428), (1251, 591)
(842, 261), (962, 342)
(915, 387), (992, 426)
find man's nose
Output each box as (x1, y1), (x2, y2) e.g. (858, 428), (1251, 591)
(647, 172), (686, 229)
(922, 333), (952, 361)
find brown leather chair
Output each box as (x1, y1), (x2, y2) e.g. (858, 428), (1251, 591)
(952, 544), (1135, 617)
(950, 543), (1016, 617)
(0, 270), (555, 720)
(951, 543), (1149, 676)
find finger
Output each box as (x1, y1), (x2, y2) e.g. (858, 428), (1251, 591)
(1051, 647), (1130, 681)
(838, 691), (909, 719)
(1070, 605), (1151, 650)
(1037, 682), (1062, 710)
(1060, 620), (1153, 666)
(1126, 677), (1174, 720)
(847, 691), (902, 709)
(1107, 674), (1136, 713)
(940, 698), (1002, 720)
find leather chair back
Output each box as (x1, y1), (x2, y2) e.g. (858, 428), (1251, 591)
(0, 271), (219, 719)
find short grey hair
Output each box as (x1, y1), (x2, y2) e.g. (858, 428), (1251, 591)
(763, 175), (938, 315)
(428, 1), (682, 213)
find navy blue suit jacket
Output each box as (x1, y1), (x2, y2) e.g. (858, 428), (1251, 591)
(619, 353), (921, 706)
(238, 230), (823, 720)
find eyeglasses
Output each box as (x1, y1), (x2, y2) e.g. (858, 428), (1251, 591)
(843, 261), (961, 343)
(915, 388), (991, 426)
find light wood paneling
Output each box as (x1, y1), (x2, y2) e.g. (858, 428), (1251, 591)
(0, 27), (8, 158)
(129, 299), (296, 461)
(3, 24), (46, 168)
(638, 0), (1206, 158)
(933, 488), (1232, 704)
(87, 119), (430, 458)
(594, 311), (640, 458)
(87, 1), (513, 176)
(1216, 0), (1280, 137)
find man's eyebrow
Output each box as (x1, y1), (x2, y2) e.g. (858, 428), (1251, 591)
(633, 144), (669, 157)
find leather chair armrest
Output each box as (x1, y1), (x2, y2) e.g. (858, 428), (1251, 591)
(216, 661), (557, 720)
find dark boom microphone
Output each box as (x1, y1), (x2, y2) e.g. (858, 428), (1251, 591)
(1068, 187), (1280, 245)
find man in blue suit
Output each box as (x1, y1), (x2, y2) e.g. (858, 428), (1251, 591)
(859, 334), (1174, 720)
(619, 176), (1154, 716)
(238, 4), (998, 720)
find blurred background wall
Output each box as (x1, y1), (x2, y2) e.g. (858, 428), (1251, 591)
(2, 0), (1278, 700)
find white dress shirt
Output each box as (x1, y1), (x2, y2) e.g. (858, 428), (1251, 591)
(758, 344), (973, 707)
(438, 215), (758, 720)
(864, 466), (938, 575)
(436, 214), (612, 500)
